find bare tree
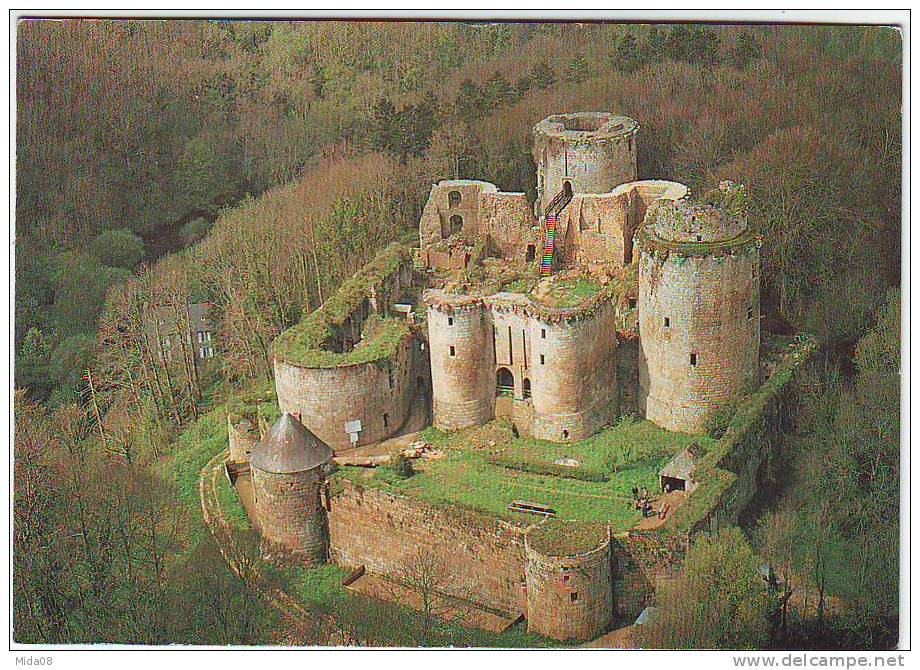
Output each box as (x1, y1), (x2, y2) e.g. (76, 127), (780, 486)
(397, 547), (473, 644)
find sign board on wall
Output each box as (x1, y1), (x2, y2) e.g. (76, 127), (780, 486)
(345, 419), (362, 446)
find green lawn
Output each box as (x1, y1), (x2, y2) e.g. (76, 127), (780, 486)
(336, 417), (715, 529)
(541, 278), (603, 307)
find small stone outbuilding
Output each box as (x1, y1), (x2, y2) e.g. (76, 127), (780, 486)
(659, 444), (702, 494)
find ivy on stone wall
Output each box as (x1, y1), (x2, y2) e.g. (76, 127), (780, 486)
(273, 242), (415, 367)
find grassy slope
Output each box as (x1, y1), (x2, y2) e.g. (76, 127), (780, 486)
(153, 405), (230, 548)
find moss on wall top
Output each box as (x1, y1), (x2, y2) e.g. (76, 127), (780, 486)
(273, 242), (414, 368)
(227, 381), (281, 426)
(526, 520), (609, 557)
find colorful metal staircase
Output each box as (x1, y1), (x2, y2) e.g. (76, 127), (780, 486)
(540, 214), (557, 276)
(539, 185), (573, 277)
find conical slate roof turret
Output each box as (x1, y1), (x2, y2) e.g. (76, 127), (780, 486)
(249, 413), (333, 474)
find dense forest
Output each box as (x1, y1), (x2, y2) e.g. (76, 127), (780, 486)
(14, 20), (902, 648)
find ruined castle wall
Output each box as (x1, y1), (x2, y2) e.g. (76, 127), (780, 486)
(419, 181), (537, 268)
(428, 301), (495, 431)
(252, 466), (328, 565)
(651, 201), (747, 244)
(328, 479), (528, 615)
(228, 417), (259, 463)
(478, 190), (537, 262)
(529, 302), (619, 442)
(524, 536), (614, 641)
(491, 308), (532, 393)
(638, 246), (760, 433)
(418, 180), (485, 246)
(616, 335), (639, 417)
(274, 336), (421, 451)
(556, 180), (689, 273)
(611, 532), (689, 622)
(557, 193), (630, 271)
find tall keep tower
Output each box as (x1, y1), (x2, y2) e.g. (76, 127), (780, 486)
(532, 112), (639, 216)
(636, 182), (761, 434)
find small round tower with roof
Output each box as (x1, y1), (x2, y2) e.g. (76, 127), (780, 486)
(250, 413), (334, 564)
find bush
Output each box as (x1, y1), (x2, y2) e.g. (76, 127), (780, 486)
(48, 334), (96, 404)
(705, 395), (745, 439)
(640, 527), (772, 649)
(181, 217), (213, 246)
(50, 252), (132, 337)
(389, 452), (415, 479)
(490, 454), (609, 482)
(88, 229), (146, 270)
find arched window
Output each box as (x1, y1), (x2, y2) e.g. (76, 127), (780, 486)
(449, 214), (463, 236)
(522, 378), (532, 399)
(563, 180), (573, 197)
(448, 190), (462, 208)
(496, 367), (514, 397)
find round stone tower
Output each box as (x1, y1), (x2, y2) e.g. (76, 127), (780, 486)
(533, 112), (639, 215)
(636, 181), (761, 434)
(529, 300), (619, 443)
(250, 413), (334, 564)
(426, 291), (495, 431)
(524, 524), (613, 642)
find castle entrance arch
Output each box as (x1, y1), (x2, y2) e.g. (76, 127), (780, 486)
(496, 367), (514, 397)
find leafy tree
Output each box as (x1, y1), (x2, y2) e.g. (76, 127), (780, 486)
(48, 334), (96, 404)
(455, 78), (488, 123)
(565, 56), (590, 83)
(647, 25), (667, 60)
(371, 97), (398, 152)
(484, 72), (515, 107)
(530, 61), (557, 89)
(641, 528), (772, 649)
(398, 99), (439, 160)
(15, 328), (54, 399)
(175, 133), (238, 216)
(731, 30), (760, 68)
(310, 61), (327, 100)
(514, 74), (533, 95)
(50, 252), (131, 337)
(613, 33), (644, 73)
(88, 229), (146, 270)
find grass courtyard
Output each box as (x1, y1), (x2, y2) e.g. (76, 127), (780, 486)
(336, 417), (716, 529)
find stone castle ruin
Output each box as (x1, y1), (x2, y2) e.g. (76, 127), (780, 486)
(220, 112), (811, 643)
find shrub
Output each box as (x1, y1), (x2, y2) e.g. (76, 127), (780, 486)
(181, 217), (213, 246)
(639, 527), (772, 649)
(389, 452), (415, 479)
(48, 334), (96, 404)
(490, 454), (609, 482)
(88, 229), (145, 270)
(705, 394), (745, 439)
